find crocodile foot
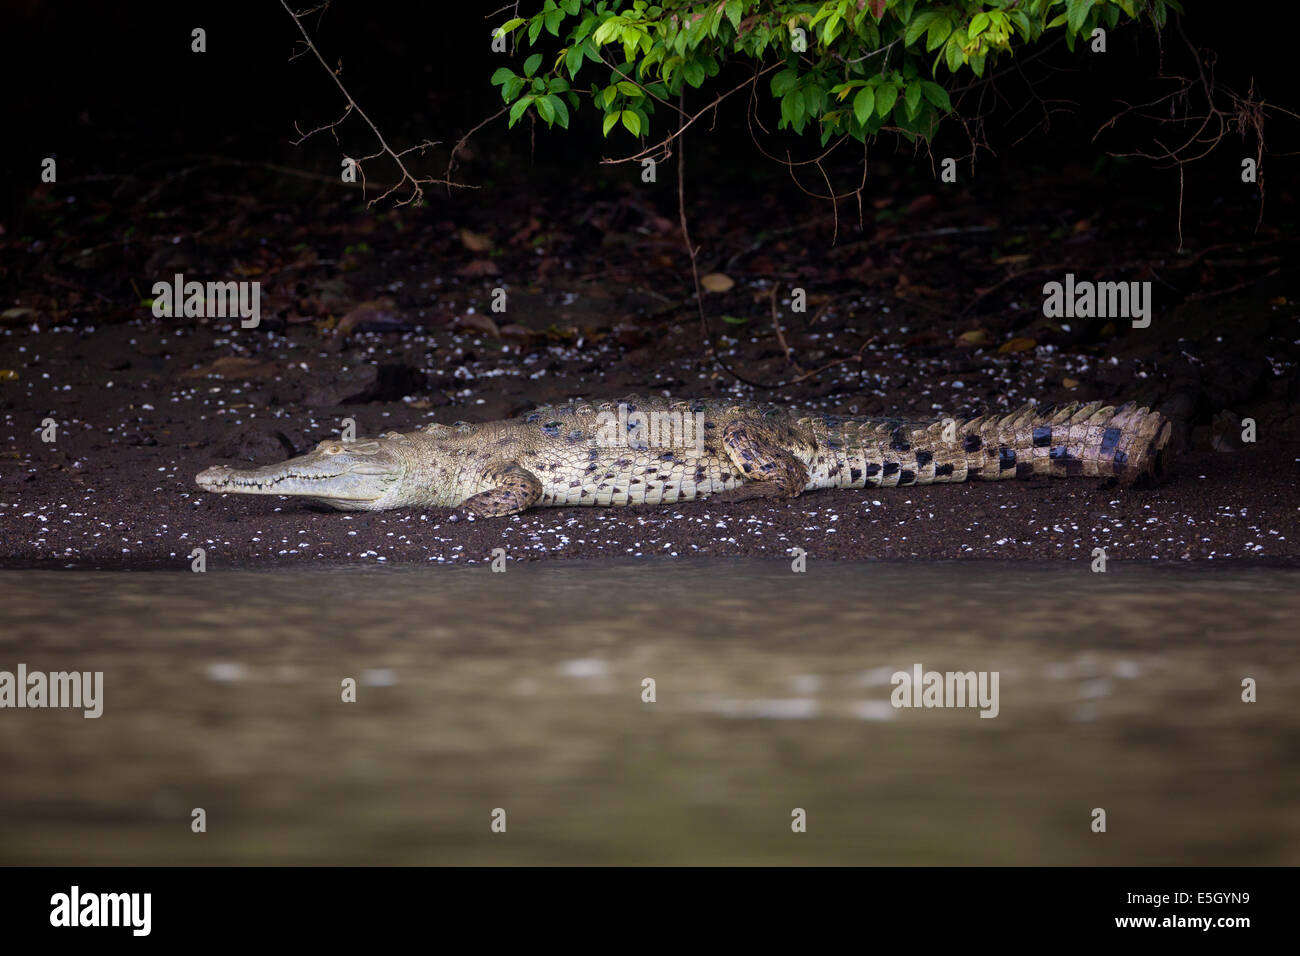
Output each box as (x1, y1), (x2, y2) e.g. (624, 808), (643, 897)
(721, 421), (810, 497)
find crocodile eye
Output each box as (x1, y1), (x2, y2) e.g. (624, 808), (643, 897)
(322, 443), (342, 455)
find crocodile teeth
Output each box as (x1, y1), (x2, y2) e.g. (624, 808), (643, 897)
(195, 467), (348, 492)
(219, 473), (337, 486)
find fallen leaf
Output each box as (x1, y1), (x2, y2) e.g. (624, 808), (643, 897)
(458, 229), (493, 253)
(905, 194), (938, 215)
(998, 337), (1038, 353)
(336, 299), (409, 336)
(700, 273), (735, 293)
(454, 313), (501, 338)
(992, 254), (1032, 265)
(508, 219), (541, 246)
(0, 369), (19, 381)
(1268, 296), (1287, 305)
(956, 329), (991, 347)
(1062, 377), (1080, 388)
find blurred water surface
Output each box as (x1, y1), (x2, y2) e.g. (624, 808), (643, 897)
(0, 560), (1296, 864)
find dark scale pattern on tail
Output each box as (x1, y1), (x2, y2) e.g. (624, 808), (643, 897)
(800, 401), (1171, 492)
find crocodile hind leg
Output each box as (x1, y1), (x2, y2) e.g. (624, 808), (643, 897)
(721, 421), (810, 498)
(462, 463), (543, 516)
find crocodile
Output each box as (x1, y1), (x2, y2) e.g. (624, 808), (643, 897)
(194, 396), (1172, 517)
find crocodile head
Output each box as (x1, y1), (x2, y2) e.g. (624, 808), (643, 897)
(195, 437), (409, 511)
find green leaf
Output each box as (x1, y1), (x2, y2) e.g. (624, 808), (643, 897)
(523, 53), (543, 77)
(781, 89), (808, 129)
(945, 36), (964, 72)
(852, 86), (875, 125)
(926, 17), (952, 51)
(616, 80), (642, 96)
(904, 81), (922, 119)
(602, 111), (620, 136)
(593, 18), (622, 45)
(620, 109), (641, 136)
(803, 83), (824, 117)
(771, 68), (799, 97)
(875, 82), (898, 119)
(1067, 0), (1096, 34)
(822, 12), (842, 45)
(565, 45), (584, 78)
(548, 96), (569, 128)
(968, 12), (990, 38)
(490, 67), (514, 86)
(904, 11), (939, 47)
(508, 96), (533, 128)
(535, 95), (555, 124)
(725, 0), (742, 32)
(920, 81), (950, 111)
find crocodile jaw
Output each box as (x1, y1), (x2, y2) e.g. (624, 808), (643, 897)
(195, 440), (406, 511)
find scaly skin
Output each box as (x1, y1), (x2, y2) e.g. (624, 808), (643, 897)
(194, 396), (1173, 517)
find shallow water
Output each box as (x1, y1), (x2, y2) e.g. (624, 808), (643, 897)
(0, 560), (1296, 864)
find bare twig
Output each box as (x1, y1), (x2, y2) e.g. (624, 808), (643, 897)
(1095, 16), (1291, 241)
(278, 0), (468, 206)
(769, 286), (802, 373)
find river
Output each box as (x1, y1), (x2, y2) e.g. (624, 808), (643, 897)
(1, 560), (1296, 864)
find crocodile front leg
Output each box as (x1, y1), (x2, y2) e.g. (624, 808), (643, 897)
(462, 462), (543, 517)
(721, 421), (810, 498)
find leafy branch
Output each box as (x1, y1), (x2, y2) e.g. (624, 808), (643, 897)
(489, 0), (1182, 148)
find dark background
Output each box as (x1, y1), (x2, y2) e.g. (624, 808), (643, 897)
(3, 1), (1295, 227)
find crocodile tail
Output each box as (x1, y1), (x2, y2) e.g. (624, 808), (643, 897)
(960, 401), (1172, 484)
